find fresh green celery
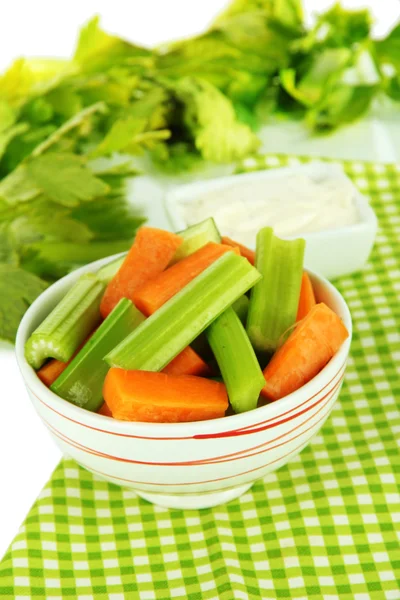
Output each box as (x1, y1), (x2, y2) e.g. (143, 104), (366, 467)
(171, 217), (221, 264)
(232, 295), (249, 324)
(96, 255), (126, 284)
(25, 274), (104, 369)
(207, 307), (265, 413)
(246, 227), (305, 355)
(192, 293), (248, 358)
(106, 252), (261, 371)
(51, 298), (144, 411)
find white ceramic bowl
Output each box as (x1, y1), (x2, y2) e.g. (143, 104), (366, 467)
(16, 256), (352, 510)
(164, 162), (377, 279)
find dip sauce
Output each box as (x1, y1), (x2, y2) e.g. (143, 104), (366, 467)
(182, 172), (359, 247)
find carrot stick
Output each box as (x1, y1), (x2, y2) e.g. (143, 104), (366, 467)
(221, 236), (256, 265)
(133, 242), (239, 316)
(261, 303), (349, 401)
(100, 227), (182, 318)
(296, 272), (316, 321)
(37, 359), (70, 387)
(98, 402), (113, 417)
(163, 346), (211, 377)
(103, 369), (228, 422)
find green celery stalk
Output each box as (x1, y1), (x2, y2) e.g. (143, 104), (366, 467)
(106, 252), (261, 371)
(170, 217), (221, 264)
(246, 227), (305, 355)
(207, 307), (265, 413)
(51, 298), (144, 411)
(96, 255), (126, 284)
(232, 295), (249, 324)
(25, 274), (104, 369)
(191, 295), (249, 359)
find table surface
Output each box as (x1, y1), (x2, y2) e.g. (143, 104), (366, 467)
(1, 0), (399, 560)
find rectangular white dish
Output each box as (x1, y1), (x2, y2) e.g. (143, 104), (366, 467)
(164, 162), (377, 279)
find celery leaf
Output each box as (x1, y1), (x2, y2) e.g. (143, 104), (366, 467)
(0, 265), (48, 342)
(26, 153), (109, 207)
(175, 77), (259, 162)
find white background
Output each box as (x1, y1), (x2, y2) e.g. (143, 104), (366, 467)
(0, 0), (399, 559)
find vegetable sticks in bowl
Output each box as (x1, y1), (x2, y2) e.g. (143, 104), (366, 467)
(25, 219), (349, 423)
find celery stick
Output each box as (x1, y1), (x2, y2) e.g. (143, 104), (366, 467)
(192, 294), (248, 358)
(25, 274), (104, 369)
(207, 307), (265, 413)
(246, 227), (305, 354)
(171, 217), (221, 264)
(51, 298), (144, 411)
(106, 252), (261, 371)
(232, 295), (249, 324)
(96, 255), (126, 284)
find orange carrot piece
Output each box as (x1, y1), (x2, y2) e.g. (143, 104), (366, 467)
(133, 242), (239, 316)
(296, 272), (317, 321)
(98, 402), (113, 417)
(221, 236), (256, 266)
(37, 359), (69, 387)
(163, 346), (211, 377)
(100, 227), (182, 318)
(103, 369), (228, 423)
(261, 303), (349, 401)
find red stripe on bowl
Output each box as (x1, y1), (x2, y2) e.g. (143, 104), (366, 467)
(194, 372), (344, 439)
(73, 433), (315, 487)
(43, 387), (333, 472)
(208, 361), (346, 436)
(29, 360), (346, 442)
(197, 380), (340, 464)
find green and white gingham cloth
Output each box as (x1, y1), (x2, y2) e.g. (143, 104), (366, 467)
(1, 155), (399, 600)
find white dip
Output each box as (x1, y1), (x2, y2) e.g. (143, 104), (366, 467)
(181, 172), (359, 247)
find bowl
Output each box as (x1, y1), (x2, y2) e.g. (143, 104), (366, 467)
(15, 255), (352, 510)
(164, 162), (377, 280)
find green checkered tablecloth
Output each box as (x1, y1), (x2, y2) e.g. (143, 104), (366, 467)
(1, 155), (399, 599)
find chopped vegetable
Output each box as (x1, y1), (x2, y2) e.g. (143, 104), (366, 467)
(232, 294), (249, 324)
(133, 242), (239, 316)
(51, 298), (144, 412)
(247, 227), (305, 354)
(28, 219), (351, 424)
(98, 402), (112, 417)
(103, 369), (228, 422)
(261, 302), (349, 401)
(36, 324), (99, 387)
(100, 227), (182, 318)
(221, 236), (256, 265)
(37, 329), (95, 386)
(37, 358), (69, 387)
(171, 217), (221, 264)
(106, 251), (261, 371)
(207, 306), (265, 413)
(96, 255), (126, 284)
(163, 346), (211, 377)
(25, 274), (104, 369)
(296, 271), (316, 321)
